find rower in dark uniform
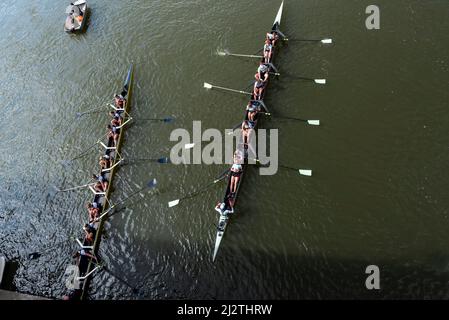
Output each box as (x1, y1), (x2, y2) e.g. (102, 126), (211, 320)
(86, 202), (99, 223)
(109, 110), (123, 126)
(92, 173), (108, 193)
(107, 124), (120, 147)
(246, 102), (259, 126)
(99, 154), (111, 171)
(114, 94), (126, 109)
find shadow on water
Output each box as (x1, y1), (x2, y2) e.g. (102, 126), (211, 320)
(0, 260), (19, 292)
(84, 231), (449, 300)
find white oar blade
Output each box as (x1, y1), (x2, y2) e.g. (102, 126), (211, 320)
(204, 82), (213, 89)
(314, 79), (326, 84)
(299, 169), (312, 176)
(168, 199), (180, 208)
(307, 120), (320, 126)
(184, 143), (195, 149)
(217, 51), (227, 56)
(321, 38), (333, 44)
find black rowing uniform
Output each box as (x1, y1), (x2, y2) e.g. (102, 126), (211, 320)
(230, 163), (243, 177)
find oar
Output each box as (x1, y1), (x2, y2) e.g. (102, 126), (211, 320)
(253, 47), (264, 55)
(226, 123), (242, 135)
(253, 158), (312, 176)
(95, 263), (142, 294)
(137, 117), (175, 123)
(168, 169), (229, 208)
(287, 38), (333, 44)
(270, 72), (326, 84)
(204, 82), (252, 96)
(218, 50), (263, 59)
(243, 81), (255, 91)
(70, 132), (109, 161)
(9, 237), (76, 261)
(56, 181), (95, 193)
(263, 113), (320, 126)
(184, 143), (195, 149)
(96, 179), (158, 221)
(123, 157), (170, 166)
(75, 103), (110, 118)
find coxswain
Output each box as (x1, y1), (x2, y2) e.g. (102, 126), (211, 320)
(107, 124), (119, 147)
(99, 154), (111, 171)
(215, 201), (234, 216)
(263, 39), (273, 63)
(92, 173), (108, 193)
(229, 151), (243, 194)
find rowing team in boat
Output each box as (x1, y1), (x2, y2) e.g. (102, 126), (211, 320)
(254, 31), (279, 100)
(215, 30), (279, 216)
(72, 93), (127, 266)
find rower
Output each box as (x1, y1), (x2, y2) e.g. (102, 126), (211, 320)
(266, 31), (279, 46)
(254, 63), (269, 100)
(241, 120), (255, 146)
(83, 224), (96, 245)
(99, 154), (111, 171)
(257, 63), (269, 82)
(90, 200), (103, 211)
(92, 173), (108, 193)
(107, 124), (120, 147)
(253, 76), (265, 101)
(263, 39), (273, 63)
(114, 94), (126, 109)
(229, 151), (243, 195)
(246, 102), (259, 125)
(109, 110), (122, 126)
(86, 202), (99, 223)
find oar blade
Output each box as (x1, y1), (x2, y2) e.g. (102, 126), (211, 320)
(299, 169), (313, 176)
(184, 143), (195, 149)
(203, 82), (213, 89)
(321, 38), (333, 44)
(164, 117), (174, 123)
(157, 157), (170, 164)
(168, 199), (180, 208)
(28, 252), (41, 260)
(307, 120), (320, 126)
(314, 79), (326, 85)
(147, 178), (158, 188)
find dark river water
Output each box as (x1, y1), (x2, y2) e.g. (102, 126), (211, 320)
(0, 0), (449, 299)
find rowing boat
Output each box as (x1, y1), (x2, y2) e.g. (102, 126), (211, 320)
(64, 0), (88, 33)
(212, 1), (285, 261)
(66, 64), (134, 300)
